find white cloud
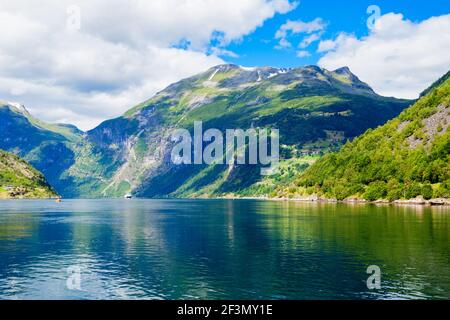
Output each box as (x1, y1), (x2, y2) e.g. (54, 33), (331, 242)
(0, 0), (297, 130)
(275, 18), (326, 52)
(210, 47), (240, 58)
(275, 18), (326, 39)
(318, 14), (450, 99)
(0, 47), (223, 130)
(275, 38), (293, 49)
(296, 50), (311, 58)
(299, 33), (322, 49)
(317, 39), (337, 53)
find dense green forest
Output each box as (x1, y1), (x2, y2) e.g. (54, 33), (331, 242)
(290, 71), (450, 201)
(0, 149), (57, 199)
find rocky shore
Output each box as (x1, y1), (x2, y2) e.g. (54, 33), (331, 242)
(232, 195), (450, 206)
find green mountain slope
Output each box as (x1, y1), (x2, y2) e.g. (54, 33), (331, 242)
(0, 149), (57, 199)
(294, 71), (450, 201)
(0, 65), (411, 198)
(87, 65), (410, 198)
(0, 102), (116, 197)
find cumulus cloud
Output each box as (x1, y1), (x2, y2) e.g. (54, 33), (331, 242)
(318, 13), (450, 99)
(296, 50), (311, 58)
(317, 39), (337, 53)
(209, 47), (240, 58)
(275, 18), (326, 49)
(0, 0), (297, 130)
(299, 33), (322, 49)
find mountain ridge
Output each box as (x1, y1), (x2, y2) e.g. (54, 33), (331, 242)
(0, 64), (412, 198)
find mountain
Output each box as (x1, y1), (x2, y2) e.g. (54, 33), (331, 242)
(293, 70), (450, 201)
(0, 149), (57, 199)
(0, 101), (115, 197)
(0, 65), (411, 198)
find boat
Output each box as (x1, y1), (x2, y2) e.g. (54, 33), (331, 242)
(124, 194), (133, 199)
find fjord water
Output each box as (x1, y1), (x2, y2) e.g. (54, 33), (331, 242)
(0, 200), (449, 300)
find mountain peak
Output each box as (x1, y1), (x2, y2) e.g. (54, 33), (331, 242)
(0, 101), (31, 116)
(209, 64), (241, 72)
(333, 66), (352, 75)
(332, 66), (360, 81)
(132, 64), (381, 117)
(202, 64), (369, 88)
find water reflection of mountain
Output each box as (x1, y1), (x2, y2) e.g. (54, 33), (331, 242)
(0, 200), (449, 299)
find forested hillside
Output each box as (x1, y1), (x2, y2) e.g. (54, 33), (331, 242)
(0, 149), (57, 199)
(292, 71), (450, 201)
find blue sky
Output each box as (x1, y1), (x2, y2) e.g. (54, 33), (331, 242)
(0, 0), (449, 130)
(222, 0), (450, 68)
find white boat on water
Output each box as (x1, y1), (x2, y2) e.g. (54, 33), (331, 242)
(124, 194), (133, 199)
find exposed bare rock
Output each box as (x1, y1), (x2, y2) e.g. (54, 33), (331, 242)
(422, 104), (450, 141)
(407, 135), (424, 149)
(394, 196), (427, 205)
(407, 104), (449, 148)
(397, 120), (411, 132)
(187, 94), (215, 109)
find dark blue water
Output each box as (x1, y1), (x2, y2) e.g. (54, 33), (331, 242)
(0, 199), (449, 300)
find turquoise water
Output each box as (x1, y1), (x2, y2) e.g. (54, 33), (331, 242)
(0, 199), (449, 300)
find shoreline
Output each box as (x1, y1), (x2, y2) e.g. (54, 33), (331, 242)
(222, 196), (450, 206)
(1, 196), (449, 207)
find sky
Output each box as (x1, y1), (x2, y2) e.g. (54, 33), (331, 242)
(0, 0), (449, 131)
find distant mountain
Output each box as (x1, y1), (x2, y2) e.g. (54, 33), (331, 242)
(0, 149), (57, 199)
(0, 65), (411, 198)
(294, 70), (450, 201)
(0, 101), (114, 197)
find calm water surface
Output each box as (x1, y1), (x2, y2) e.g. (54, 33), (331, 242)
(0, 199), (449, 300)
